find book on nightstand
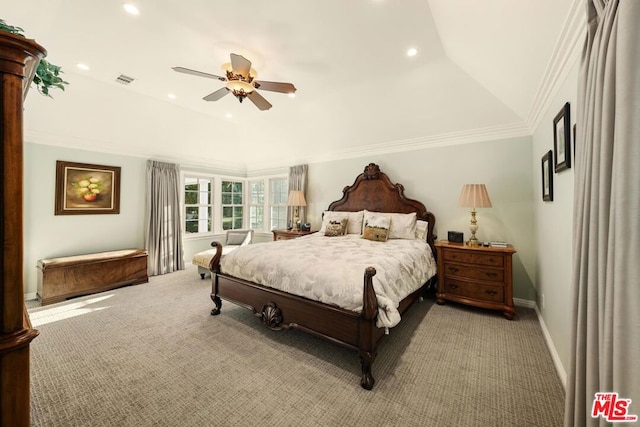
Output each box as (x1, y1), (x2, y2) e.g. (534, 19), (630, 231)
(490, 241), (508, 248)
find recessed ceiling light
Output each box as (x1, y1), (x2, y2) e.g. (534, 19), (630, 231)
(123, 4), (140, 15)
(407, 48), (418, 57)
(225, 113), (233, 119)
(76, 63), (90, 71)
(288, 93), (296, 98)
(167, 93), (176, 99)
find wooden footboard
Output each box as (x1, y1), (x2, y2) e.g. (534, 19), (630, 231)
(208, 241), (388, 389)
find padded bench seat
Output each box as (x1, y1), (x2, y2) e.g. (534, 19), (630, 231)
(37, 249), (148, 306)
(192, 229), (253, 279)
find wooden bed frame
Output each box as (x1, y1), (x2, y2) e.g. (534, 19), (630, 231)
(209, 163), (436, 389)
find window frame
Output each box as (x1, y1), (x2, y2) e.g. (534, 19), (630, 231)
(220, 179), (245, 231)
(180, 170), (288, 239)
(268, 177), (288, 231)
(181, 173), (216, 239)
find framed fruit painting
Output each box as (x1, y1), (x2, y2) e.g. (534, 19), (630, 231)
(55, 161), (121, 215)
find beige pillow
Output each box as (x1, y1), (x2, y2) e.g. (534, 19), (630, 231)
(387, 212), (417, 239)
(324, 218), (348, 237)
(226, 231), (249, 245)
(345, 210), (364, 234)
(362, 212), (391, 242)
(415, 220), (429, 241)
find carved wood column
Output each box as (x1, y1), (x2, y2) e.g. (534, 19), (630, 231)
(0, 31), (46, 427)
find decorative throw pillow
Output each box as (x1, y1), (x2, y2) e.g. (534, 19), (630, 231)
(415, 220), (429, 241)
(324, 218), (348, 237)
(226, 231), (248, 245)
(318, 211), (349, 234)
(387, 212), (417, 239)
(362, 213), (391, 242)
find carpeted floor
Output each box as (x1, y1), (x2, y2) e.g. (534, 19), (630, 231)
(27, 266), (564, 426)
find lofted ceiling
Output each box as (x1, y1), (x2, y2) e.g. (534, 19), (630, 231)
(4, 0), (582, 173)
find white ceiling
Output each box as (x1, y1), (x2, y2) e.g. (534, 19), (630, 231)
(5, 0), (582, 173)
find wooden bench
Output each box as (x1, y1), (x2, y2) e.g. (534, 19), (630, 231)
(37, 249), (148, 306)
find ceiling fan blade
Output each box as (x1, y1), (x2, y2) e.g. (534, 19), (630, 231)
(247, 91), (272, 110)
(203, 87), (230, 101)
(254, 81), (297, 94)
(173, 67), (226, 81)
(230, 53), (252, 79)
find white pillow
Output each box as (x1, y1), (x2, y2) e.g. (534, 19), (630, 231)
(319, 210), (364, 235)
(415, 220), (429, 241)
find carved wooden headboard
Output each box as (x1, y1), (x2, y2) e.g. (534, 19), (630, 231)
(327, 163), (436, 250)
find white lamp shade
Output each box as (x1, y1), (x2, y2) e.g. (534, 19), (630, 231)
(457, 184), (492, 208)
(286, 190), (307, 207)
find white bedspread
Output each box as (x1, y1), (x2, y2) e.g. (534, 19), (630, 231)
(220, 234), (437, 328)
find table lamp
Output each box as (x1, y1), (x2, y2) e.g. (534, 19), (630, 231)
(286, 190), (307, 230)
(457, 184), (492, 246)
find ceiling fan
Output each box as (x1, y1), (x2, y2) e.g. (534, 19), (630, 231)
(172, 53), (297, 111)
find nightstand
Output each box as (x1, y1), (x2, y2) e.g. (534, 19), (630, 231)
(434, 241), (517, 320)
(272, 229), (314, 241)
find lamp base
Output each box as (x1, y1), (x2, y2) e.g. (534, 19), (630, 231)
(467, 208), (479, 246)
(467, 237), (480, 247)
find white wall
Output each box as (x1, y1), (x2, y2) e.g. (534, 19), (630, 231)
(531, 60), (579, 381)
(23, 143), (147, 296)
(306, 136), (536, 301)
(24, 136), (536, 302)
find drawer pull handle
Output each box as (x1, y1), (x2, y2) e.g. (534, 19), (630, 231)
(486, 290), (497, 296)
(448, 267), (459, 273)
(448, 284), (458, 289)
(486, 272), (498, 278)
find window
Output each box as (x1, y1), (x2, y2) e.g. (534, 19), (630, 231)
(270, 178), (288, 230)
(184, 176), (213, 234)
(222, 180), (243, 230)
(182, 173), (286, 235)
(249, 180), (264, 230)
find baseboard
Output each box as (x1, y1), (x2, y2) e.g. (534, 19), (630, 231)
(24, 292), (38, 301)
(534, 304), (567, 389)
(514, 297), (535, 308)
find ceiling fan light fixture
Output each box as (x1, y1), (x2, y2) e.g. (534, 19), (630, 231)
(221, 62), (258, 80)
(226, 80), (254, 94)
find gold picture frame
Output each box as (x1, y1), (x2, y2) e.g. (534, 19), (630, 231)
(55, 161), (121, 215)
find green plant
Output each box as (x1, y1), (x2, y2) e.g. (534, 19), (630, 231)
(0, 18), (68, 97)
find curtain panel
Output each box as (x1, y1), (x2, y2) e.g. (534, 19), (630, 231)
(565, 1), (640, 425)
(145, 160), (184, 276)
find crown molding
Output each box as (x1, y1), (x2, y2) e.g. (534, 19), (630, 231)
(25, 2), (586, 176)
(24, 129), (247, 175)
(526, 0), (586, 131)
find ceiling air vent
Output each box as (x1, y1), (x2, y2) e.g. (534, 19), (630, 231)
(115, 74), (135, 85)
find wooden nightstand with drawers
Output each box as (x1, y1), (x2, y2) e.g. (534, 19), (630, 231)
(434, 241), (517, 320)
(272, 229), (314, 241)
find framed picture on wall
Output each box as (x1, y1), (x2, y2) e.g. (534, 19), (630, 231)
(55, 161), (121, 215)
(542, 150), (553, 202)
(553, 102), (571, 172)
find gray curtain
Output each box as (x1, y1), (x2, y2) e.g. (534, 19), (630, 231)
(565, 1), (640, 425)
(288, 164), (308, 227)
(145, 160), (184, 276)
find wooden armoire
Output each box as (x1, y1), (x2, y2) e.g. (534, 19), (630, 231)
(0, 31), (46, 426)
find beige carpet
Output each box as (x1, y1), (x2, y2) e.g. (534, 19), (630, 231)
(27, 266), (564, 426)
